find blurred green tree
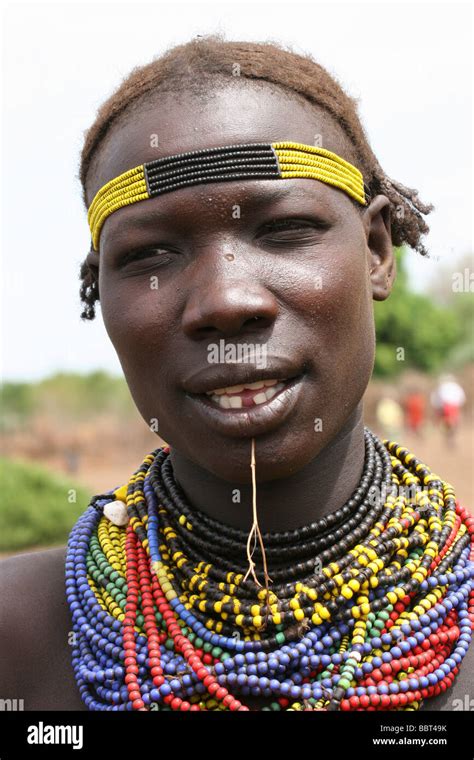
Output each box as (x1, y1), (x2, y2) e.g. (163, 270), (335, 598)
(0, 382), (35, 431)
(374, 248), (462, 376)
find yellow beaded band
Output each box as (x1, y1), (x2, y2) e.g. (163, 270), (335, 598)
(87, 141), (367, 251)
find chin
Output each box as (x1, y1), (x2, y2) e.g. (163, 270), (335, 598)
(175, 426), (328, 485)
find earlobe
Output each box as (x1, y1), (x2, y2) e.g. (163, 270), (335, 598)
(84, 246), (100, 296)
(364, 195), (396, 302)
(86, 245), (100, 270)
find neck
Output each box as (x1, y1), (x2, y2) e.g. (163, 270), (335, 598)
(168, 404), (366, 533)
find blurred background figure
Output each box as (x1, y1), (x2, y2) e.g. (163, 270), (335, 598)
(376, 396), (404, 442)
(64, 444), (80, 475)
(431, 374), (466, 445)
(404, 388), (426, 437)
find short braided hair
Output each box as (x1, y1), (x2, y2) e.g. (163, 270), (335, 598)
(78, 34), (433, 321)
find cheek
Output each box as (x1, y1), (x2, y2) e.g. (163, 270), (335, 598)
(294, 236), (373, 348)
(100, 273), (176, 381)
(101, 266), (167, 332)
(325, 256), (373, 352)
(297, 240), (375, 397)
(326, 249), (375, 392)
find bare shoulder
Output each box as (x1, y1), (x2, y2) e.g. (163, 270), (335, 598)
(0, 544), (67, 585)
(0, 546), (85, 710)
(0, 546), (68, 626)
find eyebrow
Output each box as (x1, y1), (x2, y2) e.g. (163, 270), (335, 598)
(102, 182), (325, 245)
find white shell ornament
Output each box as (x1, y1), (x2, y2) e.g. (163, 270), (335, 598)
(104, 500), (129, 526)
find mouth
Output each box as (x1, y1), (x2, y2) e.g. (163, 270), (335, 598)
(204, 377), (289, 409)
(184, 373), (305, 438)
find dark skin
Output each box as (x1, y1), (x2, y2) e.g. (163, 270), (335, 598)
(1, 82), (472, 711)
(85, 83), (393, 531)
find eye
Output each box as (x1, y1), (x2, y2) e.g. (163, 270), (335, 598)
(259, 217), (328, 242)
(120, 246), (174, 267)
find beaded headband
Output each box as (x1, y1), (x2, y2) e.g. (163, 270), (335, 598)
(88, 141), (367, 251)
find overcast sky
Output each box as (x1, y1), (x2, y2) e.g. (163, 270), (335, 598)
(1, 1), (472, 381)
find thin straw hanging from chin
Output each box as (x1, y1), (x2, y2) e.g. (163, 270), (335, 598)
(243, 438), (273, 626)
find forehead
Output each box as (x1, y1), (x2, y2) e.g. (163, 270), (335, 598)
(85, 82), (359, 206)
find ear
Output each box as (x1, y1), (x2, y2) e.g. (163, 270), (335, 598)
(85, 243), (100, 290)
(363, 195), (396, 301)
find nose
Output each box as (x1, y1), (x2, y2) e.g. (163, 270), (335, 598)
(181, 267), (279, 340)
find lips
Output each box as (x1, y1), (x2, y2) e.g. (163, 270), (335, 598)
(184, 373), (305, 438)
(182, 360), (302, 396)
(181, 358), (306, 436)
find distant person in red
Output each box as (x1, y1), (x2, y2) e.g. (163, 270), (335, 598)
(404, 389), (426, 436)
(431, 374), (466, 444)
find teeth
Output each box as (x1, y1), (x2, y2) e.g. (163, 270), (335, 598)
(206, 378), (280, 396)
(213, 384), (245, 396)
(246, 381), (265, 390)
(263, 386), (278, 401)
(209, 381), (286, 409)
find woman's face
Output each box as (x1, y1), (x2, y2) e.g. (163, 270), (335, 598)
(86, 83), (393, 483)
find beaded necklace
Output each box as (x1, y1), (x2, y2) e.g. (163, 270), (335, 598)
(65, 428), (474, 711)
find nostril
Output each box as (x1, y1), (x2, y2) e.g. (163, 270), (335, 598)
(244, 315), (266, 328)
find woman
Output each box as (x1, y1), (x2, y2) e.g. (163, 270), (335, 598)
(1, 36), (472, 712)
